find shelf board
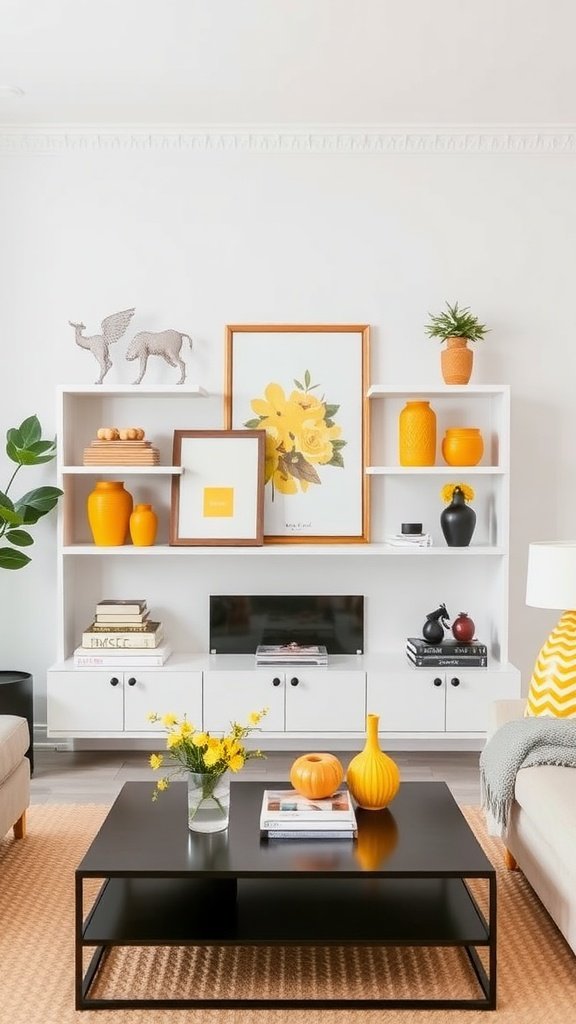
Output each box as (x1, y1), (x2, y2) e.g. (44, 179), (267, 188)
(60, 465), (183, 475)
(61, 543), (507, 557)
(57, 384), (209, 397)
(366, 465), (506, 475)
(367, 384), (509, 398)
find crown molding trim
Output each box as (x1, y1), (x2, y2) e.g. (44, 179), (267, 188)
(1, 125), (576, 155)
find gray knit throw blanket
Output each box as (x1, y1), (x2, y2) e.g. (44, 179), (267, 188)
(480, 718), (576, 835)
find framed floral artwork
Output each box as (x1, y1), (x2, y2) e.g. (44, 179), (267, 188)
(224, 325), (370, 543)
(170, 430), (265, 545)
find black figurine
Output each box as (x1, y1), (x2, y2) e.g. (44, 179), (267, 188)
(422, 603), (450, 644)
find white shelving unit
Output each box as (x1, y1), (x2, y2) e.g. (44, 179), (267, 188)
(47, 382), (520, 749)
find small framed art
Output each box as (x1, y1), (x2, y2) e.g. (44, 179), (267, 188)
(224, 324), (370, 543)
(170, 430), (265, 546)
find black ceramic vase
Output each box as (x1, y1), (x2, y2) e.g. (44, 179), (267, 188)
(440, 487), (476, 547)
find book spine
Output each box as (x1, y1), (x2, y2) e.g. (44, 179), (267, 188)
(407, 654), (487, 667)
(81, 633), (162, 649)
(262, 830), (357, 840)
(403, 638), (483, 655)
(74, 653), (167, 667)
(261, 819), (355, 829)
(95, 603), (146, 614)
(89, 618), (152, 626)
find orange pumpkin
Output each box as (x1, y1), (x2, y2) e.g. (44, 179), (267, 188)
(289, 752), (344, 800)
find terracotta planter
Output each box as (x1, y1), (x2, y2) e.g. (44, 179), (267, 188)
(441, 337), (473, 385)
(398, 400), (436, 466)
(87, 481), (133, 546)
(346, 713), (400, 810)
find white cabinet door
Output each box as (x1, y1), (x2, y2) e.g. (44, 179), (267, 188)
(445, 670), (521, 732)
(47, 671), (124, 733)
(203, 671), (285, 732)
(285, 670), (366, 732)
(124, 671), (203, 733)
(367, 670), (445, 732)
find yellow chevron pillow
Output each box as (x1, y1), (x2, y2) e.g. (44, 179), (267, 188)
(525, 611), (576, 717)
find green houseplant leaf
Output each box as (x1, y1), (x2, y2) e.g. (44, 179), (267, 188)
(1, 416), (63, 570)
(425, 301), (489, 343)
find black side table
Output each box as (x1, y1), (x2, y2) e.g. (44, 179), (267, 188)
(0, 671), (34, 773)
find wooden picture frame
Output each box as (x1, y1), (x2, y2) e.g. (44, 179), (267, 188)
(170, 430), (265, 546)
(224, 324), (370, 543)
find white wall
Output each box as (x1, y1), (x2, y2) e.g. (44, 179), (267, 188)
(1, 133), (573, 724)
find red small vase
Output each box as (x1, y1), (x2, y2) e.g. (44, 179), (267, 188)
(452, 612), (475, 642)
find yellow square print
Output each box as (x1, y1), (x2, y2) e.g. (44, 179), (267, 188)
(203, 487), (234, 518)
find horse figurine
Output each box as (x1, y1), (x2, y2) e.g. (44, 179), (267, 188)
(422, 603), (450, 644)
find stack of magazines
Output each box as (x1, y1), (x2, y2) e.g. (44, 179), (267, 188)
(259, 789), (357, 840)
(255, 643), (328, 666)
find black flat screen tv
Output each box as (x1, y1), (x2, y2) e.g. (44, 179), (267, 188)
(209, 595), (364, 655)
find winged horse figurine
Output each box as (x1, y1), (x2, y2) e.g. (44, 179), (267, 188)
(69, 308), (136, 384)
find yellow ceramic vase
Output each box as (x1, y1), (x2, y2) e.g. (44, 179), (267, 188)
(398, 400), (436, 466)
(441, 427), (484, 466)
(346, 713), (400, 810)
(129, 503), (158, 546)
(87, 481), (133, 546)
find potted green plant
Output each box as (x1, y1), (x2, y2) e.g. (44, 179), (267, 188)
(425, 301), (489, 384)
(0, 415), (63, 569)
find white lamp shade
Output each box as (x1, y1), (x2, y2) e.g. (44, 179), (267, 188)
(526, 541), (576, 610)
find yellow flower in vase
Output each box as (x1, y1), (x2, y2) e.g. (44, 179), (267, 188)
(148, 708), (268, 833)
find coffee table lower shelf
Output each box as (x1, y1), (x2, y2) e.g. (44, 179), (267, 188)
(76, 875), (496, 1010)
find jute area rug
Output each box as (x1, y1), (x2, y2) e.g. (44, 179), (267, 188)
(1, 805), (575, 1024)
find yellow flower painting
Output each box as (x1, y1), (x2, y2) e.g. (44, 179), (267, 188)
(244, 370), (346, 499)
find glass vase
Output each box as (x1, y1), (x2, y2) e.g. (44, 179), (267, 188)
(187, 772), (230, 833)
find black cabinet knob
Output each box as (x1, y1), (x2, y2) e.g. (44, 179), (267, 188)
(110, 677), (119, 687)
(450, 677), (461, 687)
(272, 677), (281, 687)
(127, 677), (137, 687)
(433, 677), (442, 687)
(290, 677), (299, 687)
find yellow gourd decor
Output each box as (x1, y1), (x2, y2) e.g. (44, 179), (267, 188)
(290, 752), (344, 800)
(346, 713), (400, 810)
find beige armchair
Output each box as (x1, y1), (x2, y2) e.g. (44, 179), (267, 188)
(0, 716), (30, 840)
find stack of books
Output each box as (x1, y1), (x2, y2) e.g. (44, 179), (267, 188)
(260, 789), (357, 840)
(74, 599), (172, 666)
(384, 532), (433, 548)
(255, 643), (328, 666)
(406, 636), (487, 668)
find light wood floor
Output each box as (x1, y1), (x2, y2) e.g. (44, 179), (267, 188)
(30, 749), (481, 806)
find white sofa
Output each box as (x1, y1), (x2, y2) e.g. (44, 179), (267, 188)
(0, 715), (30, 841)
(489, 699), (576, 955)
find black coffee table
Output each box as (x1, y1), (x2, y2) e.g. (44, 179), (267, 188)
(75, 780), (496, 1010)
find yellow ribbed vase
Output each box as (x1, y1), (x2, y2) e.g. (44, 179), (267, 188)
(525, 610), (576, 718)
(346, 713), (400, 810)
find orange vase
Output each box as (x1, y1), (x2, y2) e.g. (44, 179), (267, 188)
(441, 337), (473, 385)
(129, 504), (158, 546)
(87, 481), (133, 546)
(398, 400), (436, 466)
(441, 427), (484, 466)
(346, 713), (400, 810)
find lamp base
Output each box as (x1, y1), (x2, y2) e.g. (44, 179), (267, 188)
(526, 610), (576, 717)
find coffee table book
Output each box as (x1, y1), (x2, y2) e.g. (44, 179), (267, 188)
(73, 643), (172, 667)
(255, 644), (328, 666)
(259, 788), (357, 839)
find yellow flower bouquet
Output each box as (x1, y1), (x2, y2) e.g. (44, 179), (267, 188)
(148, 708), (268, 832)
(244, 370), (346, 499)
(441, 482), (475, 504)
